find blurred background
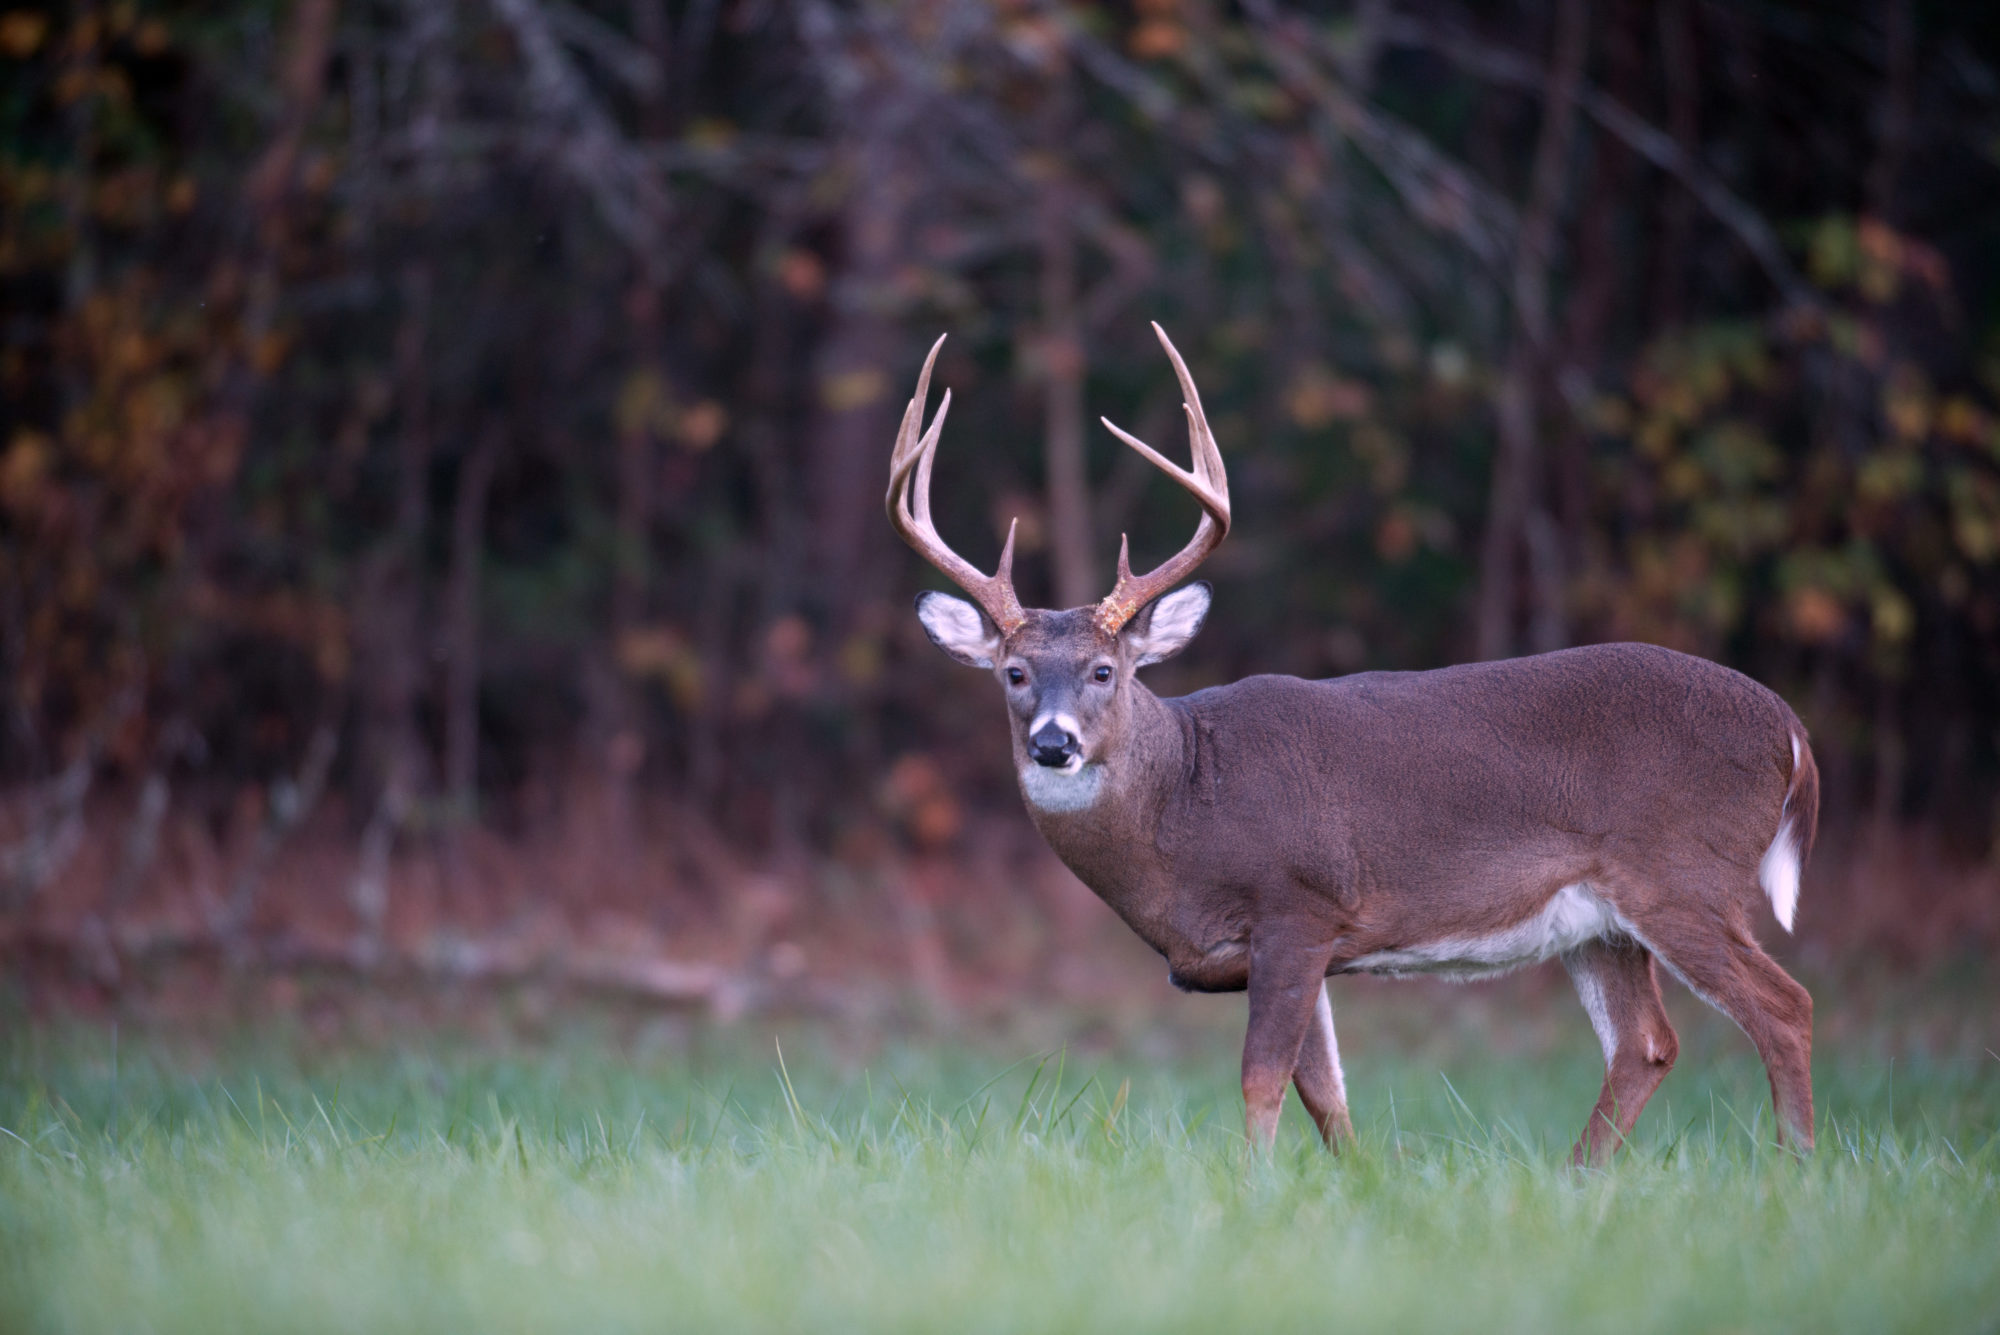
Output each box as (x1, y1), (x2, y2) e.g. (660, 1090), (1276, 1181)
(3, 0), (1998, 1024)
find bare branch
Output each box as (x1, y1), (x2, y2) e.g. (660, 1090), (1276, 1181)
(544, 0), (665, 96)
(1379, 15), (1816, 309)
(489, 0), (678, 279)
(1239, 2), (1518, 278)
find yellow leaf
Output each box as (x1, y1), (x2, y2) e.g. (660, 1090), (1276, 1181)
(1937, 396), (1987, 446)
(251, 330), (290, 375)
(615, 370), (663, 439)
(819, 368), (885, 413)
(1, 429), (51, 513)
(1286, 364), (1371, 429)
(1589, 395), (1633, 435)
(0, 10), (47, 58)
(838, 632), (882, 688)
(1871, 588), (1914, 644)
(1882, 365), (1933, 441)
(1807, 215), (1858, 290)
(1953, 512), (1995, 564)
(1856, 452), (1921, 503)
(686, 118), (737, 149)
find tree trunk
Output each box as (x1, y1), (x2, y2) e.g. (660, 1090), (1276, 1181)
(731, 205), (809, 832)
(1039, 170), (1096, 611)
(1651, 0), (1699, 329)
(1475, 0), (1588, 661)
(809, 125), (911, 636)
(246, 0), (340, 219)
(349, 263), (434, 950)
(444, 426), (500, 817)
(1865, 0), (1915, 223)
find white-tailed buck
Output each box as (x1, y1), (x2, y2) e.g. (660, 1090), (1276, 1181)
(889, 325), (1818, 1162)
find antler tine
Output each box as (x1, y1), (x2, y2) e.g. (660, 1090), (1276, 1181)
(1092, 323), (1231, 636)
(1157, 322), (1226, 484)
(888, 335), (945, 480)
(911, 388), (954, 530)
(885, 335), (1027, 635)
(886, 335), (948, 532)
(1099, 417), (1229, 520)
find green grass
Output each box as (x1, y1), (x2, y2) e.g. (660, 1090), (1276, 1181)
(1, 1007), (1996, 1334)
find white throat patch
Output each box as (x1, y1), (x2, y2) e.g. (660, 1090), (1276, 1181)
(1019, 761), (1106, 813)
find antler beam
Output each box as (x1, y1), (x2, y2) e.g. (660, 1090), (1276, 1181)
(1092, 323), (1231, 635)
(886, 335), (1027, 636)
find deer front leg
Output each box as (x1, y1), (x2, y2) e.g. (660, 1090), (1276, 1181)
(1243, 928), (1337, 1153)
(1293, 982), (1354, 1149)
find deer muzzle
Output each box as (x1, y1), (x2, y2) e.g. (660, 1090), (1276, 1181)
(1029, 720), (1081, 769)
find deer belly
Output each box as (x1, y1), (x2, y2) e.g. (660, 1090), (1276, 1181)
(1166, 939), (1250, 992)
(1338, 883), (1623, 982)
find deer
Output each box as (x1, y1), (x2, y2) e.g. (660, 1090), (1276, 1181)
(887, 324), (1819, 1164)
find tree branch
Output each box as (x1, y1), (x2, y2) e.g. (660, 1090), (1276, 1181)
(490, 0), (679, 281)
(1379, 14), (1817, 310)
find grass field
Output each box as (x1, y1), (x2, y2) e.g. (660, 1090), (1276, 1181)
(2, 991), (1997, 1334)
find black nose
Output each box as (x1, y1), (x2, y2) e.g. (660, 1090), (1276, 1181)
(1030, 722), (1080, 768)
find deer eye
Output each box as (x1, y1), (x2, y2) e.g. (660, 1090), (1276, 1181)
(1092, 665), (1114, 684)
(1006, 667), (1026, 686)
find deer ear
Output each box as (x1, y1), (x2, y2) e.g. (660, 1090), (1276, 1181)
(915, 591), (1004, 669)
(1127, 582), (1210, 667)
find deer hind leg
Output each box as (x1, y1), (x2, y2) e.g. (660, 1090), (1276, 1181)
(1622, 906), (1815, 1152)
(1563, 936), (1678, 1166)
(1292, 982), (1355, 1150)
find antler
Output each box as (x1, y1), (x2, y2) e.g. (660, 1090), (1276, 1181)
(886, 335), (1027, 636)
(1092, 323), (1231, 635)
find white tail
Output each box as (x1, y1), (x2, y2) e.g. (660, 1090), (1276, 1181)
(1757, 731), (1815, 934)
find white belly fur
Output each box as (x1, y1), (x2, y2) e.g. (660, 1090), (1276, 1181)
(1341, 883), (1625, 981)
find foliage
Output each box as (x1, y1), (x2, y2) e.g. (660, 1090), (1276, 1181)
(1584, 219), (2000, 834)
(3, 0), (1999, 886)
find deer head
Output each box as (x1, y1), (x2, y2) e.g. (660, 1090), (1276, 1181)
(887, 324), (1229, 804)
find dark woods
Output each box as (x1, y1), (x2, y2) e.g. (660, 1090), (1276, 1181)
(4, 1), (1999, 979)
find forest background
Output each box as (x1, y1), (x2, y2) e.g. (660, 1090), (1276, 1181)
(4, 0), (1999, 1019)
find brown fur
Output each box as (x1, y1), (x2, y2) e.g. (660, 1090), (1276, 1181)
(951, 603), (1818, 1160)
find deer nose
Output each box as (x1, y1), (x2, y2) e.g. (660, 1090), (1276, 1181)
(1030, 722), (1080, 768)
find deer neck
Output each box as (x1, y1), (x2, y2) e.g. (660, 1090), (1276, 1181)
(1017, 683), (1188, 896)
